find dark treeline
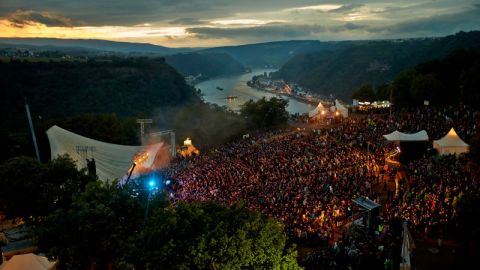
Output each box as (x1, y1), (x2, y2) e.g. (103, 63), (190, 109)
(391, 49), (480, 107)
(350, 49), (480, 108)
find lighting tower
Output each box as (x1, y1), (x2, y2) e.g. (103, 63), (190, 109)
(136, 119), (152, 144)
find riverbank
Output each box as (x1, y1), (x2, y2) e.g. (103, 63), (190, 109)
(194, 69), (311, 115)
(249, 85), (320, 106)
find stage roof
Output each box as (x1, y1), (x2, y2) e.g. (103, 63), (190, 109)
(383, 130), (429, 141)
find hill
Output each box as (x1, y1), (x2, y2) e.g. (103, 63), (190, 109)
(0, 57), (250, 161)
(165, 53), (246, 79)
(200, 40), (354, 68)
(390, 49), (480, 108)
(0, 38), (195, 55)
(0, 57), (200, 146)
(273, 31), (480, 99)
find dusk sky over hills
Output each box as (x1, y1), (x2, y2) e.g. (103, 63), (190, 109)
(1, 0), (479, 47)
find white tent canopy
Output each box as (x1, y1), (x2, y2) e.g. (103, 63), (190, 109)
(0, 253), (56, 270)
(46, 125), (163, 182)
(308, 102), (326, 118)
(335, 99), (348, 118)
(383, 130), (429, 141)
(433, 128), (469, 155)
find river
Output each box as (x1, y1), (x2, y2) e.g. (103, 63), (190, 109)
(194, 69), (313, 114)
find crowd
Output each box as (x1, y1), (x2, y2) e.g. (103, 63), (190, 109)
(167, 130), (381, 241)
(162, 104), (478, 269)
(396, 155), (477, 239)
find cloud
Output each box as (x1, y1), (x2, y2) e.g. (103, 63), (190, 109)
(286, 4), (342, 12)
(369, 5), (480, 36)
(329, 4), (364, 13)
(0, 0), (236, 26)
(168, 18), (204, 25)
(7, 10), (75, 28)
(329, 23), (367, 33)
(186, 22), (370, 41)
(187, 24), (327, 40)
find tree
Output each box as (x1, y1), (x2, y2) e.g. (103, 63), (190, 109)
(240, 97), (289, 130)
(138, 202), (300, 270)
(0, 155), (94, 219)
(409, 74), (443, 104)
(375, 83), (391, 101)
(171, 103), (247, 150)
(35, 181), (152, 269)
(391, 70), (415, 106)
(351, 84), (376, 102)
(0, 156), (46, 219)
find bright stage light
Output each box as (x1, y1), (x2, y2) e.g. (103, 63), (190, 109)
(165, 180), (171, 185)
(148, 179), (156, 189)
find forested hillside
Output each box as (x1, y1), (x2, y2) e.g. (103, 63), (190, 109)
(274, 31), (480, 99)
(201, 40), (353, 68)
(390, 49), (480, 107)
(165, 52), (245, 78)
(0, 57), (200, 159)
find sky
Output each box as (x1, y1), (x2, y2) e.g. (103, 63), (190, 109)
(0, 0), (479, 47)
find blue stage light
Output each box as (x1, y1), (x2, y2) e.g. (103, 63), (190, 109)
(148, 179), (156, 189)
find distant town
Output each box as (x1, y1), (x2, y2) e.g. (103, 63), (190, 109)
(247, 71), (325, 105)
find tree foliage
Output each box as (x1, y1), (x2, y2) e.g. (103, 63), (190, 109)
(351, 84), (376, 102)
(169, 103), (247, 150)
(274, 31), (480, 99)
(0, 155), (94, 219)
(35, 181), (149, 269)
(138, 202), (300, 270)
(390, 49), (480, 107)
(35, 186), (300, 269)
(375, 83), (391, 101)
(240, 97), (289, 130)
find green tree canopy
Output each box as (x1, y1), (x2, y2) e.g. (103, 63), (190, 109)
(138, 202), (300, 270)
(390, 49), (480, 108)
(409, 74), (443, 104)
(375, 84), (391, 101)
(170, 103), (247, 150)
(0, 155), (94, 219)
(35, 181), (151, 269)
(391, 70), (415, 106)
(240, 97), (289, 130)
(351, 84), (376, 102)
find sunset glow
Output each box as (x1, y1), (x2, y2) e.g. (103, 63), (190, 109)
(0, 1), (478, 47)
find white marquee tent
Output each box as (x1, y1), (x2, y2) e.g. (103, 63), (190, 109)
(433, 128), (469, 155)
(0, 253), (56, 270)
(383, 130), (429, 141)
(308, 102), (326, 118)
(46, 125), (163, 182)
(335, 99), (348, 118)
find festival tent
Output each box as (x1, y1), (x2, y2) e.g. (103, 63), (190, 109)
(46, 125), (163, 182)
(0, 253), (56, 270)
(308, 102), (326, 118)
(383, 130), (429, 141)
(433, 128), (469, 155)
(335, 99), (348, 118)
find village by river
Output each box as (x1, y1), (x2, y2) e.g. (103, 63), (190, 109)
(194, 69), (314, 115)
